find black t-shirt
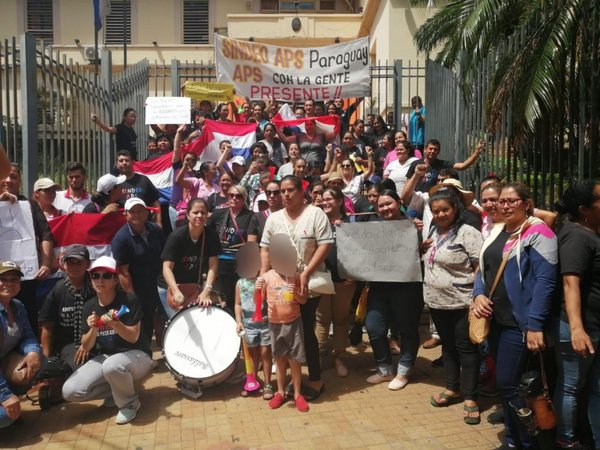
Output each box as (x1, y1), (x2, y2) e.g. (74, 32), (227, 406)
(38, 278), (95, 353)
(559, 222), (600, 331)
(207, 208), (259, 261)
(406, 159), (454, 192)
(483, 229), (519, 328)
(159, 225), (221, 287)
(118, 173), (160, 206)
(115, 123), (138, 160)
(207, 192), (228, 213)
(80, 291), (150, 356)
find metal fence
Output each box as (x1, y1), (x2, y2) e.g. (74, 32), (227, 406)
(1, 34), (148, 195)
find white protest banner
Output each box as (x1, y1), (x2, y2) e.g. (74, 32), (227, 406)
(145, 97), (191, 125)
(0, 201), (39, 280)
(215, 34), (370, 101)
(336, 221), (422, 282)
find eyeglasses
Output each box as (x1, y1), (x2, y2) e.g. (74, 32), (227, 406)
(340, 164), (352, 169)
(266, 190), (280, 196)
(497, 198), (523, 207)
(90, 272), (116, 280)
(228, 193), (243, 200)
(0, 276), (20, 284)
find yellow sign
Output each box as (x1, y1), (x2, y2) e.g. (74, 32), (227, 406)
(183, 81), (235, 102)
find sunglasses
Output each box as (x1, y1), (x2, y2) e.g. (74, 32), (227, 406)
(340, 164), (353, 168)
(228, 193), (243, 200)
(266, 190), (280, 196)
(90, 272), (116, 280)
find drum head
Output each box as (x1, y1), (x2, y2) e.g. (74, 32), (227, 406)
(163, 306), (240, 380)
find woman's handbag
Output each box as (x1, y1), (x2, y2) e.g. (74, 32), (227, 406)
(529, 353), (557, 431)
(468, 251), (510, 344)
(283, 216), (335, 296)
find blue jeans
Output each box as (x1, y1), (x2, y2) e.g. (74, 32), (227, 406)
(554, 320), (600, 448)
(0, 407), (14, 429)
(157, 285), (178, 319)
(365, 283), (423, 376)
(489, 323), (534, 449)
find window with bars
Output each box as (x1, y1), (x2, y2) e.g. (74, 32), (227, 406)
(26, 0), (54, 43)
(183, 0), (209, 44)
(105, 0), (131, 45)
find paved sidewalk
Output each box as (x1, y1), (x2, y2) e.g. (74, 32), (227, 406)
(0, 328), (505, 449)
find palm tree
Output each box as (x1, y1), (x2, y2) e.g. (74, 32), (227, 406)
(413, 0), (600, 178)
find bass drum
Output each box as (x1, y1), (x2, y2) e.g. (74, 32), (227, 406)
(162, 305), (240, 391)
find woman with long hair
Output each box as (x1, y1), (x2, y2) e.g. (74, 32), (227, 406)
(383, 139), (420, 195)
(207, 185), (259, 311)
(260, 123), (287, 168)
(423, 188), (483, 424)
(159, 198), (221, 318)
(554, 181), (600, 450)
(472, 182), (558, 449)
(315, 188), (356, 377)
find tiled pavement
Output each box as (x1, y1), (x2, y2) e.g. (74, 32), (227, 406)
(0, 327), (506, 450)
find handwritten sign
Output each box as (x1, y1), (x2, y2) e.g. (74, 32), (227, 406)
(145, 96), (191, 125)
(336, 221), (422, 282)
(0, 201), (39, 280)
(215, 34), (370, 101)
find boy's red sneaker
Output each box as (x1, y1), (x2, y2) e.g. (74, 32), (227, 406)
(295, 395), (309, 412)
(268, 392), (285, 409)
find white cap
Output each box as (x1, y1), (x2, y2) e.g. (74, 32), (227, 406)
(124, 197), (146, 211)
(89, 255), (117, 273)
(97, 174), (126, 194)
(230, 156), (246, 166)
(33, 178), (61, 192)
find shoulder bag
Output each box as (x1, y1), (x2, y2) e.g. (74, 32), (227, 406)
(283, 213), (335, 296)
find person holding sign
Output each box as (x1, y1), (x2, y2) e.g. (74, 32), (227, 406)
(365, 188), (424, 390)
(422, 188), (483, 424)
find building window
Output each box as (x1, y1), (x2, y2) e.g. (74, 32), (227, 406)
(105, 0), (131, 45)
(261, 1), (336, 12)
(26, 0), (54, 43)
(183, 0), (209, 44)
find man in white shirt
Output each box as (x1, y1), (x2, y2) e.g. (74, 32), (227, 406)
(53, 162), (91, 213)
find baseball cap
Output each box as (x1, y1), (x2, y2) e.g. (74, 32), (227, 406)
(231, 156), (246, 166)
(33, 178), (61, 192)
(124, 197), (147, 211)
(89, 256), (117, 274)
(61, 244), (90, 264)
(97, 174), (126, 194)
(0, 261), (24, 277)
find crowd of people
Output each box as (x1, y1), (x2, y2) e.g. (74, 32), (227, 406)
(0, 97), (599, 450)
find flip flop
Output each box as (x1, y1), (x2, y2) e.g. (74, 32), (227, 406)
(464, 404), (481, 425)
(430, 392), (462, 407)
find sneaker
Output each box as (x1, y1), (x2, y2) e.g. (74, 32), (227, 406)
(487, 406), (504, 425)
(102, 397), (116, 408)
(268, 392), (285, 409)
(366, 373), (394, 384)
(115, 401), (141, 425)
(422, 337), (441, 349)
(295, 395), (309, 412)
(387, 375), (409, 391)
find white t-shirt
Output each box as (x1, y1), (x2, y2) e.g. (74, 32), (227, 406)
(384, 157), (419, 195)
(342, 175), (364, 204)
(53, 190), (92, 213)
(260, 205), (334, 272)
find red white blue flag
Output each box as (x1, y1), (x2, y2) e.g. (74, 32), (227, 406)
(188, 119), (257, 162)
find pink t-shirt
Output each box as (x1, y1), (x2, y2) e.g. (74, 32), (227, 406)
(188, 178), (221, 201)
